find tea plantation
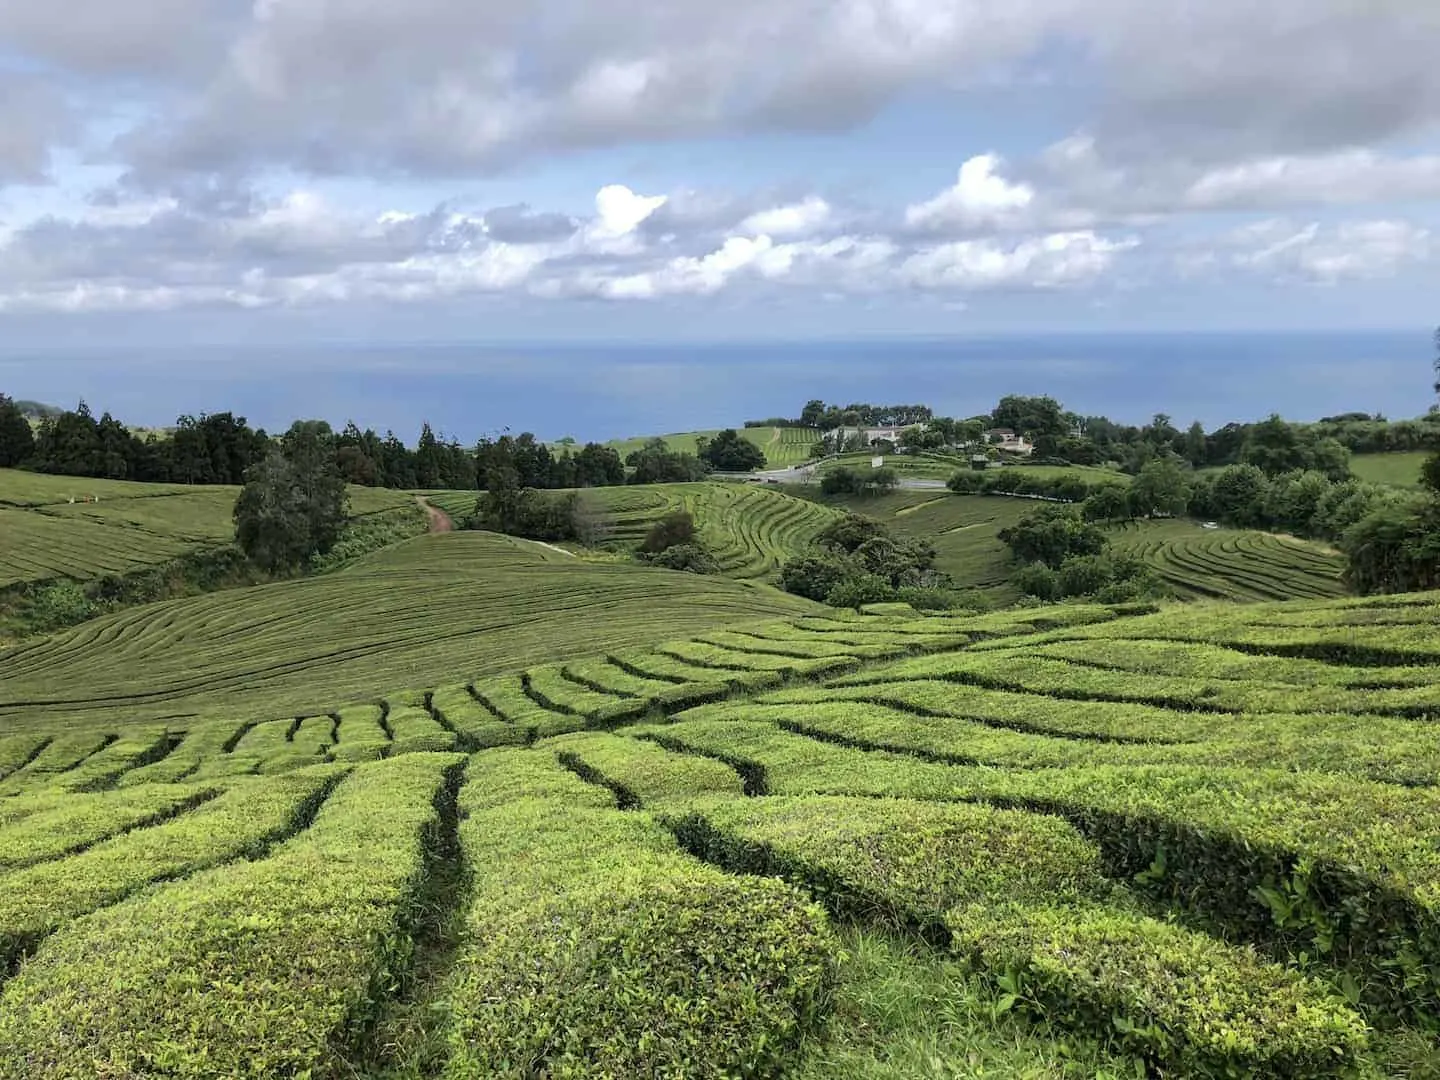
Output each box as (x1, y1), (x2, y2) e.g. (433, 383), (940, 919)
(0, 468), (415, 590)
(2, 580), (1439, 1077)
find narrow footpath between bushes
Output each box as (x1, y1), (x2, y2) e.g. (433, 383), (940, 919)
(417, 498), (454, 534)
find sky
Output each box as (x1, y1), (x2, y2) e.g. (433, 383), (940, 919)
(1, 0), (1439, 441)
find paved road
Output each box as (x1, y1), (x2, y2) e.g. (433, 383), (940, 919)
(731, 461), (949, 491)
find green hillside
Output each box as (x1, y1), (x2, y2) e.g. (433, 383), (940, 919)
(1, 593), (1439, 1076)
(807, 489), (1346, 604)
(605, 425), (818, 468)
(587, 481), (841, 579)
(0, 530), (819, 733)
(1350, 451), (1432, 487)
(0, 468), (415, 590)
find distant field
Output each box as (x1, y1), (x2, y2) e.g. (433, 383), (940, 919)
(604, 426), (818, 469)
(1350, 451), (1431, 488)
(804, 489), (1346, 604)
(1112, 520), (1347, 601)
(587, 481), (841, 580)
(0, 530), (820, 733)
(0, 468), (415, 590)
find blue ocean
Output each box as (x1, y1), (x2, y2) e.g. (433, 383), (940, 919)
(1, 330), (1430, 442)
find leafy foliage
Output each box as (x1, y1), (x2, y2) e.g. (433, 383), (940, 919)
(233, 428), (350, 572)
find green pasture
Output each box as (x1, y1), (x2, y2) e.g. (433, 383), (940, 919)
(1350, 451), (1431, 488)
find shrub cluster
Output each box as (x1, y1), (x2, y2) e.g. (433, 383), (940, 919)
(669, 795), (1367, 1076)
(947, 467), (1121, 503)
(441, 749), (836, 1078)
(0, 753), (464, 1078)
(999, 505), (1162, 602)
(779, 513), (958, 609)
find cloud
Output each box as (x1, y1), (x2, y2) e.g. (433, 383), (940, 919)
(1182, 150), (1440, 210)
(738, 196), (831, 237)
(0, 72), (75, 185)
(0, 174), (1143, 313)
(905, 155), (1035, 232)
(2, 0), (1433, 184)
(1224, 219), (1433, 284)
(900, 231), (1138, 290)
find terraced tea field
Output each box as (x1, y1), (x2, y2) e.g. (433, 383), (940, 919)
(1, 592), (1439, 1077)
(588, 481), (842, 579)
(810, 489), (1347, 604)
(0, 468), (415, 589)
(0, 530), (820, 733)
(604, 425), (819, 469)
(1112, 520), (1347, 601)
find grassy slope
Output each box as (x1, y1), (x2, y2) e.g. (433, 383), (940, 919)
(1350, 451), (1431, 488)
(585, 481), (842, 580)
(604, 426), (819, 468)
(801, 489), (1345, 604)
(0, 530), (819, 733)
(0, 468), (415, 589)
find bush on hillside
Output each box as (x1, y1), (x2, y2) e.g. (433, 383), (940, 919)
(646, 543), (720, 575)
(780, 513), (954, 608)
(642, 510), (698, 554)
(821, 465), (899, 496)
(474, 487), (600, 543)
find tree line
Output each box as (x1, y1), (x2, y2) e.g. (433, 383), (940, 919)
(0, 394), (777, 491)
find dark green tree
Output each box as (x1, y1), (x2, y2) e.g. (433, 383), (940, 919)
(234, 424), (349, 572)
(997, 506), (1107, 569)
(697, 429), (767, 471)
(1129, 458), (1191, 518)
(0, 394), (36, 467)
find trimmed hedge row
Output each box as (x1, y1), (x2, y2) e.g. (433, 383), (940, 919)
(441, 749), (836, 1079)
(699, 629), (899, 661)
(832, 650), (1440, 717)
(633, 719), (969, 799)
(0, 732), (116, 794)
(386, 704), (457, 754)
(41, 729), (176, 792)
(0, 752), (464, 1079)
(430, 685), (530, 749)
(525, 664), (641, 722)
(118, 721), (248, 785)
(759, 680), (1220, 744)
(659, 640), (861, 678)
(969, 765), (1440, 1021)
(548, 732), (746, 807)
(0, 765), (342, 971)
(0, 782), (219, 872)
(331, 704), (391, 761)
(470, 673), (572, 729)
(670, 796), (1367, 1076)
(1030, 638), (1440, 688)
(610, 648), (787, 693)
(564, 658), (737, 715)
(753, 684), (1440, 785)
(0, 734), (51, 782)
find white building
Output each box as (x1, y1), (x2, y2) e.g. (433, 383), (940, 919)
(985, 429), (1035, 456)
(833, 423), (927, 448)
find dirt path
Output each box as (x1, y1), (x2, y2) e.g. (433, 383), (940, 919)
(416, 498), (454, 534)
